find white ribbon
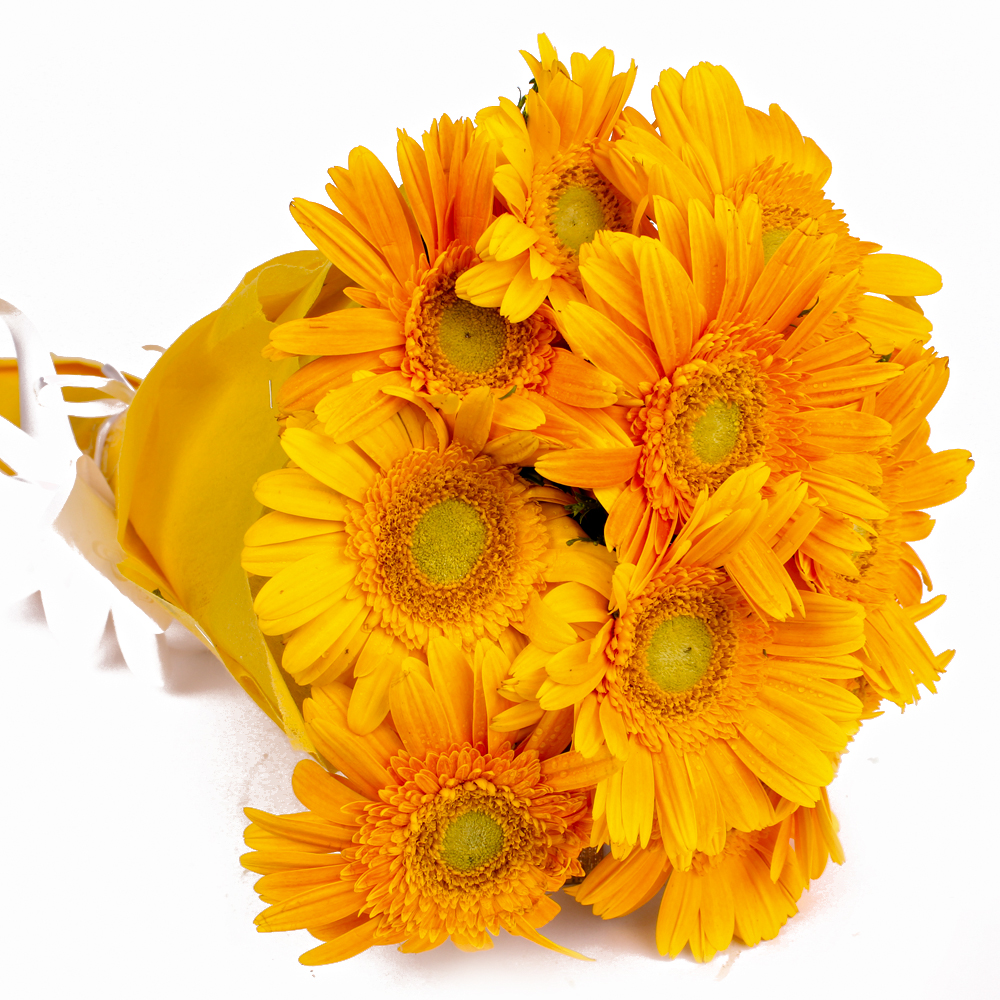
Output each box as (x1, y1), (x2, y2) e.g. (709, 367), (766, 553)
(0, 299), (171, 684)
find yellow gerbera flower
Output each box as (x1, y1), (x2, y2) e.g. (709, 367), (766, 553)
(495, 467), (865, 866)
(271, 115), (615, 441)
(799, 339), (972, 707)
(569, 789), (843, 961)
(455, 35), (637, 322)
(241, 658), (617, 963)
(242, 387), (605, 733)
(536, 203), (900, 619)
(601, 61), (944, 352)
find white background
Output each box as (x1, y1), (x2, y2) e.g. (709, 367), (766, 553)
(1, 1), (997, 998)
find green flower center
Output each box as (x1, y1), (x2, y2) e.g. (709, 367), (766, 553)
(438, 809), (505, 871)
(645, 615), (714, 693)
(691, 399), (743, 465)
(411, 498), (488, 584)
(437, 299), (508, 373)
(551, 186), (606, 253)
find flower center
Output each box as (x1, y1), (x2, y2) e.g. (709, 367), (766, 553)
(350, 744), (591, 943)
(636, 357), (768, 512)
(438, 809), (505, 871)
(645, 614), (714, 693)
(691, 399), (743, 465)
(411, 498), (488, 584)
(613, 577), (740, 729)
(404, 781), (537, 897)
(347, 445), (550, 646)
(550, 186), (607, 253)
(406, 246), (554, 395)
(526, 149), (628, 274)
(436, 298), (509, 373)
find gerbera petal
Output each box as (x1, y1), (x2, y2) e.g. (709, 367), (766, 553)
(535, 445), (641, 488)
(543, 347), (618, 407)
(275, 351), (386, 414)
(455, 257), (524, 309)
(291, 759), (367, 822)
(254, 879), (371, 933)
(687, 197), (727, 321)
(800, 469), (889, 521)
(297, 920), (383, 965)
(656, 863), (703, 958)
(282, 593), (369, 681)
(572, 843), (668, 918)
(306, 684), (400, 793)
(558, 302), (659, 395)
(636, 230), (702, 371)
(240, 850), (344, 876)
(252, 550), (356, 624)
(861, 253), (942, 296)
(544, 639), (604, 686)
(243, 808), (353, 852)
(252, 467), (349, 520)
(348, 629), (408, 735)
(280, 428), (378, 502)
(727, 735), (820, 806)
(651, 742), (698, 861)
(253, 864), (347, 905)
(851, 294), (933, 354)
(539, 746), (618, 791)
(508, 915), (590, 961)
(291, 199), (392, 301)
(543, 544), (615, 598)
(521, 590), (579, 652)
(735, 703), (833, 787)
(501, 258), (551, 322)
(334, 147), (423, 284)
(241, 532), (345, 578)
(620, 741), (655, 848)
(702, 741), (775, 833)
(757, 687), (855, 754)
(244, 511), (343, 546)
(389, 658), (460, 756)
(726, 536), (801, 620)
(599, 696), (630, 759)
(316, 372), (409, 443)
(270, 308), (403, 355)
(487, 214), (539, 261)
(797, 408), (892, 453)
(516, 706), (575, 760)
(426, 637), (475, 745)
(453, 385), (494, 454)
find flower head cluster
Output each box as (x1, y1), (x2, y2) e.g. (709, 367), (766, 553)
(100, 36), (971, 965)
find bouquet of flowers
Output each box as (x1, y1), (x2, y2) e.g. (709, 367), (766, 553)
(1, 35), (972, 965)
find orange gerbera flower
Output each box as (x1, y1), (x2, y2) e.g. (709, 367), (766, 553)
(268, 115), (615, 443)
(570, 789), (843, 961)
(535, 202), (901, 619)
(495, 467), (865, 866)
(241, 658), (616, 963)
(600, 61), (944, 353)
(241, 389), (606, 733)
(799, 339), (972, 708)
(455, 35), (637, 321)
